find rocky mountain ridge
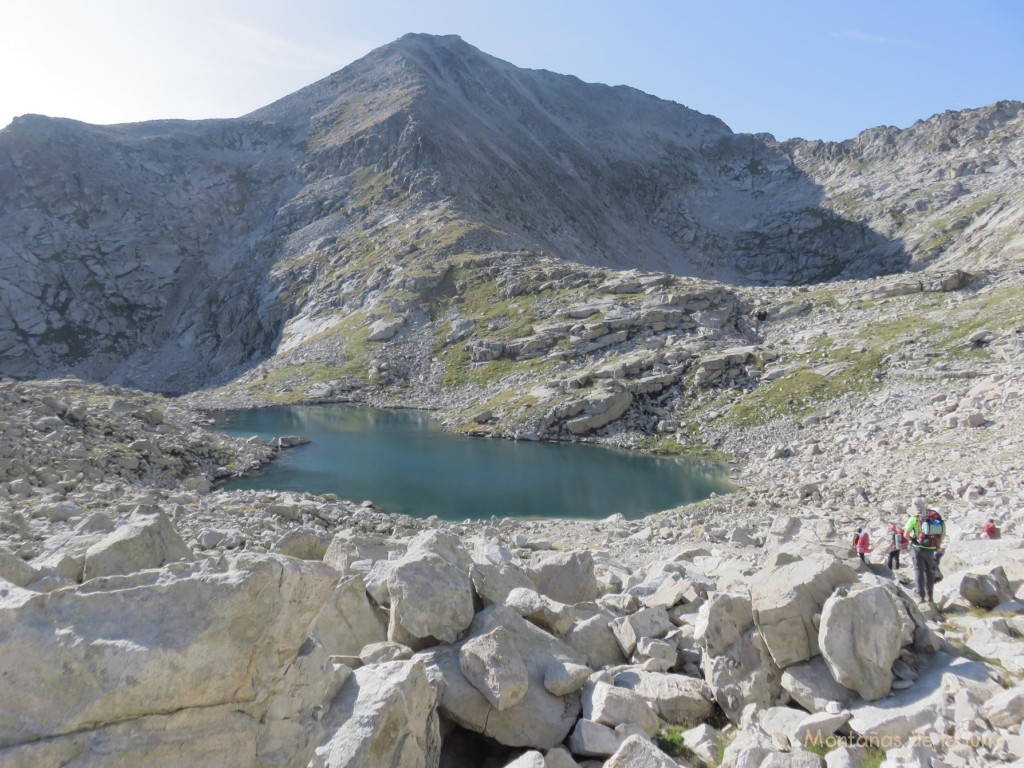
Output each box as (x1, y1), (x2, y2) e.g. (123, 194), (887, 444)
(2, 34), (1021, 404)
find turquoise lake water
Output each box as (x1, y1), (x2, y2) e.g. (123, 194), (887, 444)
(215, 404), (732, 521)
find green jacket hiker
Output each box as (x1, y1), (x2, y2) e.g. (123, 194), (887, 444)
(905, 508), (944, 603)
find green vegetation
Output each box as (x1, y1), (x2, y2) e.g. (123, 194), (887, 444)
(653, 726), (696, 761)
(721, 298), (962, 427)
(636, 433), (688, 455)
(725, 369), (831, 426)
(637, 433), (733, 464)
(245, 362), (353, 403)
(350, 167), (393, 209)
(941, 283), (1024, 354)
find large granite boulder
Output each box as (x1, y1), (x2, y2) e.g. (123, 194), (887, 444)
(582, 681), (660, 736)
(81, 508), (193, 580)
(750, 557), (857, 669)
(848, 654), (998, 743)
(819, 582), (914, 701)
(528, 550), (601, 605)
(322, 532), (402, 574)
(563, 612), (628, 670)
(311, 660), (441, 768)
(603, 735), (680, 768)
(459, 626), (529, 710)
(781, 656), (859, 713)
(610, 606), (673, 656)
(387, 531), (475, 648)
(612, 669), (715, 726)
(982, 684), (1024, 729)
(506, 587), (575, 637)
(567, 718), (625, 759)
(695, 592), (781, 723)
(418, 605), (587, 749)
(470, 561), (537, 607)
(0, 555), (341, 766)
(311, 574), (388, 657)
(958, 566), (1015, 609)
(0, 547), (38, 587)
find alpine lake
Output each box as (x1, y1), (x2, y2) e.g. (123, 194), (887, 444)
(215, 404), (733, 521)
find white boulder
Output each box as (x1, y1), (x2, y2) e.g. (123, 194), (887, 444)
(750, 557), (857, 669)
(528, 550), (601, 605)
(459, 626), (529, 711)
(603, 735), (680, 768)
(418, 605), (586, 749)
(387, 531), (475, 647)
(82, 508), (193, 580)
(0, 555), (340, 765)
(819, 582), (914, 701)
(311, 660), (440, 768)
(312, 575), (387, 657)
(612, 669), (714, 725)
(581, 681), (660, 736)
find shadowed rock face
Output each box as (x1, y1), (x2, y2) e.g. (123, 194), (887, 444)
(1, 33), (1018, 392)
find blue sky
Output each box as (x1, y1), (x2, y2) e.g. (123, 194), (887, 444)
(1, 0), (1021, 141)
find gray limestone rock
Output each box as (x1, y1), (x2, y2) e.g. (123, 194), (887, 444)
(781, 656), (859, 713)
(418, 605), (586, 750)
(958, 566), (1015, 609)
(563, 613), (629, 670)
(506, 587), (576, 637)
(459, 626), (529, 711)
(543, 661), (592, 697)
(610, 606), (673, 657)
(312, 660), (441, 768)
(602, 735), (680, 768)
(612, 669), (714, 726)
(0, 555), (340, 762)
(819, 582), (914, 701)
(386, 530), (475, 648)
(82, 508), (193, 580)
(581, 681), (660, 736)
(312, 575), (388, 658)
(750, 557), (857, 670)
(529, 550), (600, 605)
(567, 719), (623, 759)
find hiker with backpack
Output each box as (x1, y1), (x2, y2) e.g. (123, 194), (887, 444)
(853, 527), (870, 562)
(905, 507), (945, 603)
(885, 523), (908, 571)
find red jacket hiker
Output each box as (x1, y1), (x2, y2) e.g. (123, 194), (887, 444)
(853, 528), (870, 562)
(855, 530), (870, 554)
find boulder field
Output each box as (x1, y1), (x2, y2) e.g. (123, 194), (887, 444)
(1, 374), (1023, 767)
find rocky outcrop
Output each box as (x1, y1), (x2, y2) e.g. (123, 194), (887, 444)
(0, 555), (342, 766)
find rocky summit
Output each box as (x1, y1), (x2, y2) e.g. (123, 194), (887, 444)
(1, 32), (1024, 768)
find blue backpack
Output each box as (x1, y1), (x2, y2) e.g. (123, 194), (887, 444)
(919, 510), (944, 547)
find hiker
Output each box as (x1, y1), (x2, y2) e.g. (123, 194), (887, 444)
(906, 507), (944, 603)
(853, 527), (870, 562)
(885, 523), (908, 571)
(982, 518), (999, 539)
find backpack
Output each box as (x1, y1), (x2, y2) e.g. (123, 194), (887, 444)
(918, 510), (944, 548)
